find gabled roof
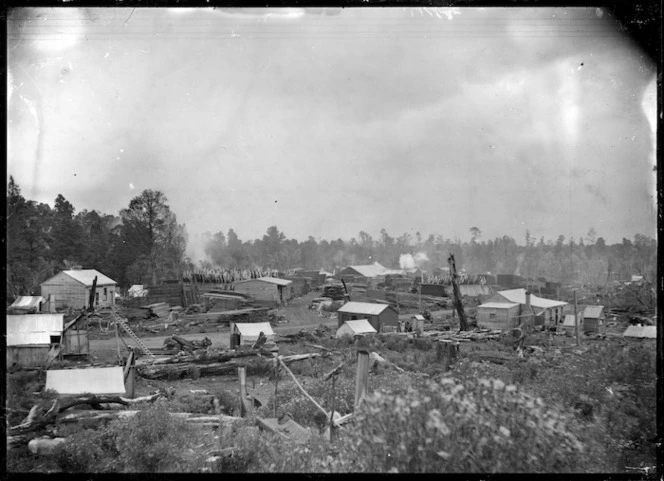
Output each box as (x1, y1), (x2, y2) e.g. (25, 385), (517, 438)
(10, 296), (46, 310)
(497, 289), (567, 309)
(412, 315), (426, 321)
(337, 301), (393, 315)
(337, 319), (377, 336)
(583, 306), (604, 319)
(7, 332), (52, 346)
(479, 302), (520, 309)
(235, 276), (292, 286)
(44, 269), (117, 287)
(343, 263), (387, 278)
(45, 367), (126, 395)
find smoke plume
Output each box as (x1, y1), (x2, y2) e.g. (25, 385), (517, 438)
(399, 252), (429, 269)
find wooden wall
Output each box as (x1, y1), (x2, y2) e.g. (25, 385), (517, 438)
(477, 305), (520, 330)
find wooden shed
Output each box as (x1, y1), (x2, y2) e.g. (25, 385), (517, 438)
(476, 302), (521, 330)
(337, 302), (399, 333)
(582, 305), (605, 334)
(233, 277), (292, 306)
(6, 314), (64, 368)
(484, 289), (567, 328)
(40, 268), (117, 310)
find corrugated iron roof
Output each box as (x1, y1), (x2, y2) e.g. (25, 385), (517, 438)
(344, 263), (387, 278)
(7, 332), (51, 346)
(235, 276), (292, 286)
(233, 322), (275, 338)
(337, 319), (376, 336)
(7, 314), (64, 335)
(45, 367), (126, 395)
(497, 289), (567, 309)
(10, 296), (46, 309)
(583, 306), (604, 319)
(623, 325), (656, 339)
(478, 302), (520, 309)
(52, 269), (117, 287)
(337, 301), (391, 315)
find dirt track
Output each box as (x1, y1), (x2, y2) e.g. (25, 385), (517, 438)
(89, 317), (340, 356)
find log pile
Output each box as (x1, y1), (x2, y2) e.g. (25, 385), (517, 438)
(141, 302), (170, 319)
(323, 284), (347, 300)
(135, 348), (324, 380)
(420, 328), (503, 343)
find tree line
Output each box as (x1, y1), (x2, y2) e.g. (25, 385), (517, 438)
(201, 226), (656, 287)
(6, 178), (656, 301)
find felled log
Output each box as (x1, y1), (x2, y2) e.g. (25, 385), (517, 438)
(149, 346), (279, 365)
(8, 392), (169, 436)
(369, 352), (405, 373)
(57, 410), (241, 425)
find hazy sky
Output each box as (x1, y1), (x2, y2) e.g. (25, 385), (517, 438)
(7, 7), (657, 260)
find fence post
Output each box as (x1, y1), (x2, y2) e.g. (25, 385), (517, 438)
(355, 349), (370, 409)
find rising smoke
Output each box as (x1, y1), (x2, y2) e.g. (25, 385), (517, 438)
(399, 252), (429, 270)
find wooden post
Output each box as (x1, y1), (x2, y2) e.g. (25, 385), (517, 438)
(238, 366), (251, 417)
(329, 376), (336, 442)
(274, 355), (279, 417)
(354, 350), (370, 409)
(436, 340), (459, 371)
(574, 290), (580, 346)
(396, 292), (400, 311)
(448, 254), (468, 331)
(114, 323), (122, 363)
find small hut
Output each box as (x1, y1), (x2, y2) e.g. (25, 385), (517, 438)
(232, 322), (275, 346)
(336, 319), (377, 338)
(582, 305), (605, 334)
(6, 314), (64, 367)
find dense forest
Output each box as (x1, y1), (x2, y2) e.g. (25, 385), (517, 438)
(6, 178), (656, 300)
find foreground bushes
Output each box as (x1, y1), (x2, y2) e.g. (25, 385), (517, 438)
(334, 378), (597, 473)
(54, 402), (210, 473)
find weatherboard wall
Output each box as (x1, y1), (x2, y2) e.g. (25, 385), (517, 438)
(41, 271), (116, 310)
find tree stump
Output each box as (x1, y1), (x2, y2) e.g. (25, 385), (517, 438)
(436, 340), (459, 371)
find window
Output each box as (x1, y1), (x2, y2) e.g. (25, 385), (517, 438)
(489, 312), (496, 320)
(96, 292), (99, 303)
(104, 287), (108, 301)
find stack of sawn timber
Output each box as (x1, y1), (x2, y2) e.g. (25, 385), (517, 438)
(417, 328), (503, 343)
(323, 284), (347, 300)
(141, 303), (170, 319)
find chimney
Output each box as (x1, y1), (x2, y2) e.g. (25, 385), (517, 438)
(525, 290), (532, 328)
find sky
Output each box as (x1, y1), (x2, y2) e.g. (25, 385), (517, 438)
(7, 7), (657, 261)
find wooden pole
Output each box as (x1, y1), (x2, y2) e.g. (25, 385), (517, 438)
(354, 350), (370, 409)
(115, 323), (122, 364)
(238, 366), (251, 417)
(273, 355), (279, 417)
(574, 290), (580, 346)
(329, 376), (336, 442)
(277, 357), (333, 423)
(448, 254), (468, 331)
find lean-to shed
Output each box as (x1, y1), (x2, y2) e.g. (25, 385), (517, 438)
(233, 277), (292, 306)
(337, 302), (399, 333)
(45, 366), (127, 396)
(40, 268), (117, 310)
(7, 314), (64, 367)
(336, 319), (377, 338)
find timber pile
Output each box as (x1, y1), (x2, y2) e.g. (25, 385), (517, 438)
(136, 348), (323, 380)
(323, 284), (347, 300)
(141, 302), (170, 319)
(420, 328), (502, 342)
(183, 307), (271, 326)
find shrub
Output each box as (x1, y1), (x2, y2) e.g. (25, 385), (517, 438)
(412, 337), (433, 351)
(114, 403), (208, 472)
(334, 378), (598, 473)
(55, 403), (210, 473)
(384, 336), (409, 353)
